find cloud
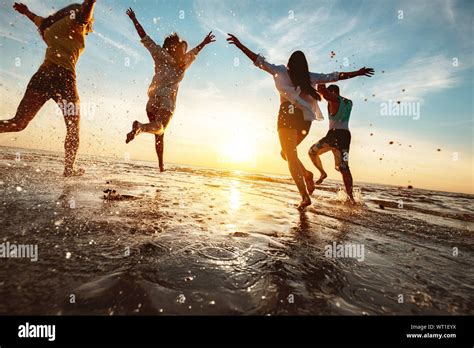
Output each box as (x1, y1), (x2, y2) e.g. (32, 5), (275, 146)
(93, 31), (144, 62)
(193, 0), (336, 62)
(192, 0), (387, 70)
(13, 0), (59, 16)
(0, 29), (29, 44)
(181, 81), (223, 100)
(190, 0), (469, 104)
(366, 54), (471, 102)
(0, 68), (28, 81)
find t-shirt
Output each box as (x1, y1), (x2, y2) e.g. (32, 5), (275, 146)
(34, 15), (87, 73)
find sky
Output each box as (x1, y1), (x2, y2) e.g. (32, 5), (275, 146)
(0, 0), (473, 194)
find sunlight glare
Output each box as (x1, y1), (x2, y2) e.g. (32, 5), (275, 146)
(220, 133), (256, 165)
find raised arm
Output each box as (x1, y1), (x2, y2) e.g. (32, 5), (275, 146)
(338, 67), (374, 80)
(126, 7), (146, 39)
(317, 84), (339, 102)
(227, 34), (258, 63)
(13, 3), (39, 24)
(182, 32), (216, 69)
(78, 0), (96, 24)
(226, 33), (280, 75)
(190, 32), (215, 55)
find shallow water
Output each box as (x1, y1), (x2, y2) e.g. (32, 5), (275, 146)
(0, 146), (472, 315)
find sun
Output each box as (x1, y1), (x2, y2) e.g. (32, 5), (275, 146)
(220, 135), (256, 165)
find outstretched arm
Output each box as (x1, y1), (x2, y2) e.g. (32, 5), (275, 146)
(226, 33), (280, 75)
(128, 8), (170, 61)
(227, 34), (258, 63)
(126, 7), (146, 39)
(78, 0), (96, 24)
(183, 32), (216, 68)
(311, 67), (374, 86)
(338, 67), (374, 80)
(13, 3), (39, 24)
(190, 32), (216, 55)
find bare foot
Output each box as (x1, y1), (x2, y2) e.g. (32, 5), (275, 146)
(64, 168), (85, 177)
(315, 172), (327, 185)
(297, 196), (312, 211)
(126, 121), (141, 144)
(159, 165), (165, 173)
(304, 171), (315, 195)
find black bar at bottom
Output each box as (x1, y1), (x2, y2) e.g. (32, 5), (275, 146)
(0, 315), (471, 346)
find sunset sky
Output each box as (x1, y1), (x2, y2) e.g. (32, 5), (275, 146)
(0, 0), (472, 194)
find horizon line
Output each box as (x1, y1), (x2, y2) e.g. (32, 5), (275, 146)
(0, 144), (472, 196)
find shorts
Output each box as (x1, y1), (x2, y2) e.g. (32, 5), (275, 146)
(146, 96), (175, 128)
(309, 129), (352, 171)
(27, 63), (79, 104)
(277, 102), (311, 139)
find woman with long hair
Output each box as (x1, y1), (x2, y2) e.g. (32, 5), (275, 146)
(227, 34), (373, 210)
(0, 1), (96, 177)
(125, 8), (215, 172)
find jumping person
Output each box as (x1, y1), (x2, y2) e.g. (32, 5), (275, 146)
(0, 1), (96, 177)
(226, 34), (373, 210)
(309, 84), (356, 204)
(125, 8), (215, 172)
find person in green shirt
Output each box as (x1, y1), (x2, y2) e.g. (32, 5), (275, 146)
(309, 84), (355, 204)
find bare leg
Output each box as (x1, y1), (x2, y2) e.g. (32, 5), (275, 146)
(61, 102), (81, 177)
(139, 120), (164, 135)
(126, 120), (164, 143)
(126, 121), (141, 144)
(308, 144), (332, 184)
(278, 128), (311, 210)
(155, 134), (165, 172)
(126, 108), (171, 144)
(0, 89), (48, 133)
(333, 150), (355, 203)
(341, 169), (355, 203)
(280, 150), (315, 195)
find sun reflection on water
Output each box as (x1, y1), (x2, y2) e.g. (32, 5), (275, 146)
(229, 180), (241, 210)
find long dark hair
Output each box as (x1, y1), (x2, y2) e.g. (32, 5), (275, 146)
(38, 4), (82, 39)
(287, 51), (321, 101)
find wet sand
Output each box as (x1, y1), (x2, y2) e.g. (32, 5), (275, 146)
(0, 147), (472, 315)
